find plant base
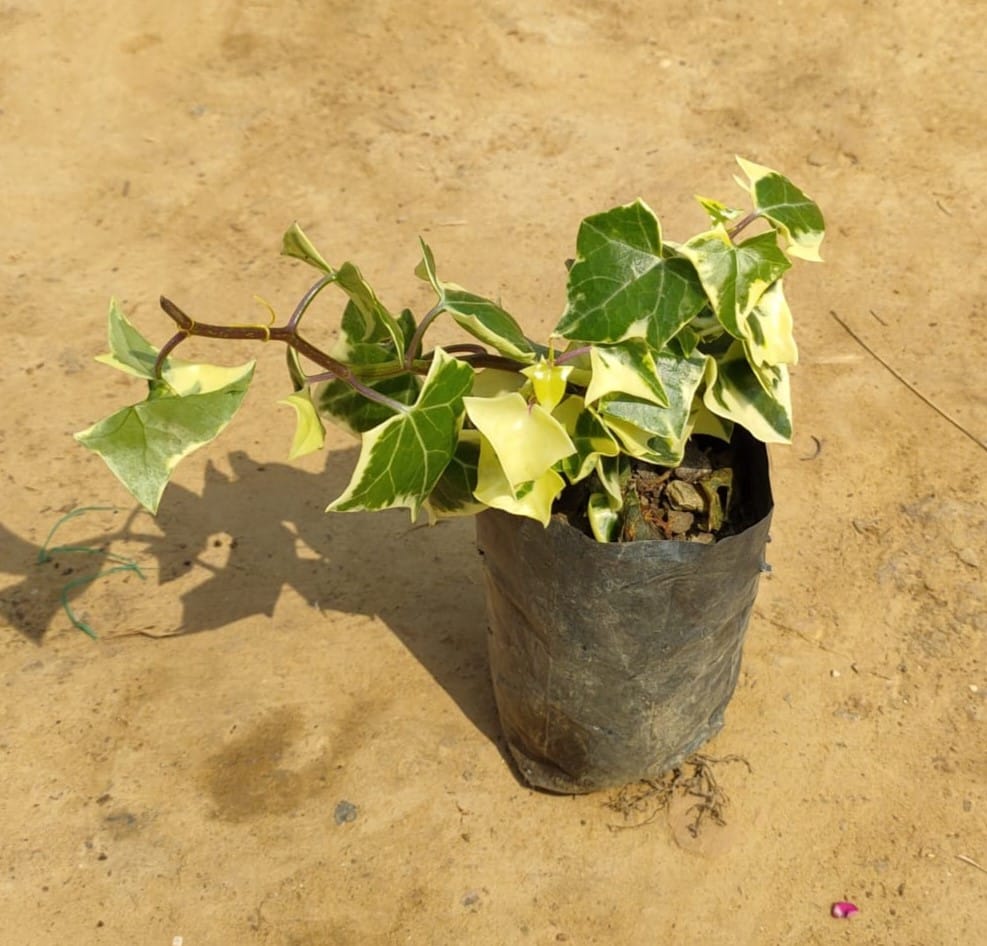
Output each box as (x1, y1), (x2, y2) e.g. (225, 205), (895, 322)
(475, 433), (772, 793)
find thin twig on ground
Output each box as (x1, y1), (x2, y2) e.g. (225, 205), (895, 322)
(830, 310), (986, 453)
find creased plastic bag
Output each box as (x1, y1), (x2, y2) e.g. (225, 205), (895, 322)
(476, 434), (772, 793)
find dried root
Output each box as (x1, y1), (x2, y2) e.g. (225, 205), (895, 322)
(606, 754), (752, 836)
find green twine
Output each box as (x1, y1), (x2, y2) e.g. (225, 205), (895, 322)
(37, 506), (146, 639)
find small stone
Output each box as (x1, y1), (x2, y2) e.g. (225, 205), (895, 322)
(462, 891), (480, 907)
(665, 510), (694, 534)
(957, 547), (980, 568)
(666, 480), (705, 512)
(673, 442), (713, 483)
(831, 669), (841, 678)
(333, 800), (358, 824)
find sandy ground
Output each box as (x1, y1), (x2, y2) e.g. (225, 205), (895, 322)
(1, 1), (985, 943)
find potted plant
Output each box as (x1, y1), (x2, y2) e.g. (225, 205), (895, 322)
(77, 157), (824, 793)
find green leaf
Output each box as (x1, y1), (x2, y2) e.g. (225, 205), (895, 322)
(599, 349), (707, 466)
(318, 374), (421, 436)
(281, 222), (335, 274)
(279, 389), (326, 459)
(736, 157), (826, 262)
(328, 348), (474, 517)
(334, 262), (406, 354)
(463, 392), (575, 488)
(423, 430), (485, 520)
(76, 362), (255, 513)
(555, 200), (707, 347)
(703, 339), (792, 442)
(316, 342), (420, 435)
(583, 339), (669, 408)
(680, 227), (791, 340)
(93, 298), (161, 378)
(552, 395), (620, 482)
(416, 241), (536, 362)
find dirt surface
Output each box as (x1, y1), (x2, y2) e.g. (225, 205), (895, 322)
(2, 1), (985, 944)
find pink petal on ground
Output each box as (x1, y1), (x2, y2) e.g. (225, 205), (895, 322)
(831, 901), (860, 919)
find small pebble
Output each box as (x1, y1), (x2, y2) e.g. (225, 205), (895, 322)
(831, 669), (841, 678)
(334, 800), (358, 824)
(831, 901), (859, 919)
(957, 547), (980, 568)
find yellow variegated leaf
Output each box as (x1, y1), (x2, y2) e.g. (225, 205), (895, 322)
(463, 392), (575, 488)
(278, 389), (327, 459)
(587, 492), (621, 542)
(690, 402), (734, 442)
(469, 368), (527, 399)
(474, 436), (565, 526)
(553, 395), (619, 482)
(583, 341), (668, 408)
(604, 414), (678, 463)
(745, 279), (798, 367)
(704, 340), (793, 443)
(680, 227), (791, 340)
(162, 361), (258, 397)
(695, 195), (743, 225)
(520, 360), (573, 411)
(736, 156), (826, 262)
(595, 455), (627, 507)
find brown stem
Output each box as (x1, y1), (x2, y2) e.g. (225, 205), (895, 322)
(157, 296), (410, 413)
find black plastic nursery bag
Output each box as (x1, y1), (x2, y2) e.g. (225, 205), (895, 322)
(475, 435), (773, 793)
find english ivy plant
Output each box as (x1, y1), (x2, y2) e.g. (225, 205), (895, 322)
(77, 157), (824, 541)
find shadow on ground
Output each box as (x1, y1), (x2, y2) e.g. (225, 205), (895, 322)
(0, 448), (500, 743)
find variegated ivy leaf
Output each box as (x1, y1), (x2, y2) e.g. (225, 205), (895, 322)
(555, 200), (707, 348)
(680, 228), (791, 341)
(520, 360), (573, 411)
(473, 435), (566, 527)
(736, 156), (826, 262)
(281, 222), (334, 274)
(704, 340), (792, 443)
(690, 402), (734, 443)
(583, 340), (668, 409)
(95, 299), (252, 396)
(317, 343), (421, 436)
(335, 303), (417, 358)
(94, 298), (161, 379)
(328, 348), (474, 517)
(278, 389), (326, 459)
(423, 430), (485, 520)
(78, 307), (255, 513)
(463, 392), (575, 488)
(468, 367), (526, 398)
(695, 195), (743, 225)
(599, 349), (708, 466)
(416, 240), (536, 362)
(745, 279), (798, 367)
(587, 492), (621, 543)
(334, 261), (406, 354)
(552, 395), (620, 483)
(281, 223), (409, 354)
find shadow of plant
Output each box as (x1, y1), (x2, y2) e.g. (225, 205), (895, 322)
(0, 447), (500, 742)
